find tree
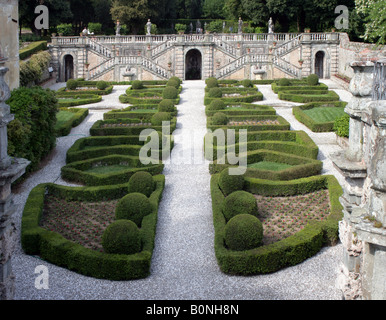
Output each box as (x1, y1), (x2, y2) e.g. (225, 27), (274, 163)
(241, 0), (269, 26)
(202, 0), (225, 19)
(223, 0), (243, 20)
(356, 0), (386, 44)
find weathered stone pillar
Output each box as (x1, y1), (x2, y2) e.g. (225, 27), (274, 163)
(333, 59), (386, 300)
(0, 64), (29, 300)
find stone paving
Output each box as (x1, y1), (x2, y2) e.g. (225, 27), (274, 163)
(11, 80), (349, 300)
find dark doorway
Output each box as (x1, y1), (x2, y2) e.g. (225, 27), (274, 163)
(64, 55), (74, 81)
(315, 51), (325, 79)
(185, 49), (202, 80)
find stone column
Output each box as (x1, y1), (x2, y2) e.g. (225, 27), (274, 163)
(0, 64), (29, 300)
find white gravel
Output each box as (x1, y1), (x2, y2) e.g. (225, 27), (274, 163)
(11, 80), (345, 300)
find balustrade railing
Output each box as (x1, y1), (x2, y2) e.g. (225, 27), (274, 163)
(372, 60), (386, 101)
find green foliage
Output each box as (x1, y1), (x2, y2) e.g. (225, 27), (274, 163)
(169, 76), (182, 86)
(241, 79), (253, 87)
(131, 80), (144, 90)
(151, 112), (172, 126)
(102, 220), (141, 254)
(88, 22), (102, 35)
(222, 190), (258, 221)
(333, 114), (350, 138)
(218, 167), (245, 196)
(166, 79), (180, 89)
(57, 23), (73, 36)
(158, 99), (175, 113)
(128, 171), (155, 197)
(206, 20), (224, 33)
(7, 87), (58, 173)
(208, 99), (225, 111)
(278, 78), (291, 86)
(115, 192), (153, 226)
(175, 23), (187, 32)
(96, 80), (108, 90)
(20, 51), (51, 87)
(19, 41), (47, 60)
(55, 108), (89, 137)
(206, 77), (219, 88)
(212, 112), (228, 125)
(162, 86), (178, 99)
(66, 79), (78, 90)
(208, 87), (222, 98)
(224, 214), (263, 251)
(307, 74), (319, 86)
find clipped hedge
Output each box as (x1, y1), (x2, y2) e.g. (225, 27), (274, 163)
(21, 175), (165, 280)
(206, 103), (276, 117)
(293, 101), (348, 132)
(210, 173), (343, 275)
(19, 41), (48, 60)
(271, 82), (328, 94)
(207, 115), (290, 131)
(55, 108), (89, 137)
(278, 90), (340, 103)
(57, 94), (102, 107)
(57, 85), (114, 96)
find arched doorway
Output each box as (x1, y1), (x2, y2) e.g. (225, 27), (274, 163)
(185, 49), (202, 80)
(315, 51), (325, 79)
(64, 55), (74, 81)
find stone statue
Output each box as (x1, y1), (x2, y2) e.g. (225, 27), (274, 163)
(238, 17), (243, 34)
(190, 22), (193, 34)
(146, 19), (152, 35)
(116, 20), (121, 36)
(196, 20), (201, 34)
(268, 17), (274, 33)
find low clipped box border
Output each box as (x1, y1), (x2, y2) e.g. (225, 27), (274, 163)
(271, 82), (328, 94)
(207, 115), (290, 131)
(204, 92), (264, 106)
(57, 94), (102, 107)
(278, 90), (340, 103)
(293, 101), (348, 132)
(61, 154), (164, 186)
(21, 175), (165, 280)
(211, 173), (343, 275)
(19, 41), (47, 60)
(205, 103), (276, 117)
(209, 150), (322, 180)
(205, 130), (319, 161)
(55, 108), (89, 137)
(57, 85), (114, 96)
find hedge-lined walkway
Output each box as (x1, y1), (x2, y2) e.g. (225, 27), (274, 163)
(12, 81), (343, 300)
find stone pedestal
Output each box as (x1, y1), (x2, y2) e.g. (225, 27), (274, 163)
(332, 60), (386, 300)
(0, 65), (29, 300)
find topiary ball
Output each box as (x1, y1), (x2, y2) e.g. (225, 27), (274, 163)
(206, 77), (218, 88)
(167, 79), (180, 89)
(222, 190), (258, 221)
(151, 112), (172, 126)
(218, 167), (244, 196)
(102, 219), (141, 254)
(212, 112), (228, 125)
(224, 214), (263, 251)
(96, 80), (108, 90)
(307, 74), (319, 86)
(66, 79), (78, 90)
(241, 79), (253, 88)
(163, 86), (178, 99)
(169, 76), (181, 86)
(208, 99), (225, 111)
(208, 87), (222, 98)
(278, 78), (291, 86)
(115, 192), (153, 226)
(158, 99), (175, 113)
(131, 80), (144, 90)
(128, 171), (155, 197)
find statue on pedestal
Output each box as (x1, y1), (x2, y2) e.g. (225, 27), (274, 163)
(238, 17), (243, 34)
(116, 20), (121, 36)
(268, 17), (274, 33)
(146, 19), (152, 35)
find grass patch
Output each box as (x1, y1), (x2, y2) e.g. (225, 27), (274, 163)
(303, 107), (346, 123)
(248, 161), (292, 171)
(85, 164), (134, 175)
(55, 111), (76, 130)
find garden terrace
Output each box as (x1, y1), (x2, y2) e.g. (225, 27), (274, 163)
(21, 175), (165, 280)
(292, 101), (348, 132)
(211, 173), (343, 275)
(204, 130), (319, 161)
(55, 108), (89, 137)
(209, 149), (322, 180)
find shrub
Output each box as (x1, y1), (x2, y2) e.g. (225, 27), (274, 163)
(151, 112), (172, 126)
(206, 77), (218, 88)
(208, 99), (225, 111)
(7, 87), (58, 174)
(57, 23), (73, 36)
(307, 74), (319, 86)
(131, 80), (144, 90)
(241, 79), (253, 88)
(128, 171), (155, 197)
(222, 190), (258, 221)
(158, 99), (175, 113)
(88, 22), (102, 35)
(102, 220), (141, 254)
(212, 112), (228, 125)
(96, 80), (108, 90)
(66, 79), (78, 90)
(162, 86), (178, 99)
(278, 78), (291, 86)
(20, 50), (51, 87)
(333, 114), (350, 138)
(208, 87), (222, 98)
(218, 168), (245, 196)
(167, 79), (180, 89)
(224, 214), (263, 251)
(169, 76), (181, 86)
(19, 41), (47, 60)
(115, 192), (153, 226)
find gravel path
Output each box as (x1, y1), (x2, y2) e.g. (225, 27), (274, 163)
(12, 80), (344, 300)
